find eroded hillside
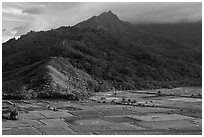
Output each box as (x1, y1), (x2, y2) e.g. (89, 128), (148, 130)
(3, 57), (113, 99)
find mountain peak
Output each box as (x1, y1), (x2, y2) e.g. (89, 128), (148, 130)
(99, 11), (118, 18)
(98, 11), (120, 21)
(75, 11), (123, 31)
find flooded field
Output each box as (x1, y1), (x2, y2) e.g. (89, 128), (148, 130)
(2, 87), (202, 135)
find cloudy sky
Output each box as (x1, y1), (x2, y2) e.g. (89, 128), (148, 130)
(2, 2), (202, 42)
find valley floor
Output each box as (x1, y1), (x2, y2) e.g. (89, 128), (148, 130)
(2, 87), (202, 135)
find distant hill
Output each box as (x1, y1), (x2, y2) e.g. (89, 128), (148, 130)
(2, 11), (201, 99)
(134, 22), (202, 51)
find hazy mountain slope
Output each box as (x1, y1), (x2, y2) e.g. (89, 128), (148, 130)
(2, 11), (201, 99)
(134, 22), (202, 51)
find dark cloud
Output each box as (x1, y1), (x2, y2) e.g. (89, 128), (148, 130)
(22, 7), (44, 15)
(45, 2), (81, 10)
(2, 28), (6, 32)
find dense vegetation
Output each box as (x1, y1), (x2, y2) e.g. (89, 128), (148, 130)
(2, 12), (202, 99)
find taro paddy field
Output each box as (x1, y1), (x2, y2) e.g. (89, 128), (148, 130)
(2, 87), (202, 135)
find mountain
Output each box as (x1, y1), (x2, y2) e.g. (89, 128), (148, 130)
(76, 11), (149, 44)
(2, 11), (201, 99)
